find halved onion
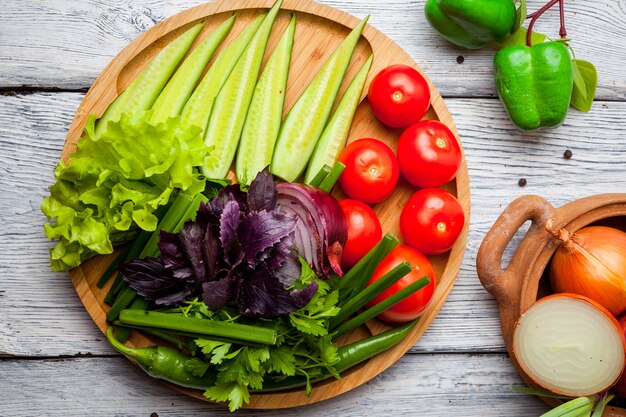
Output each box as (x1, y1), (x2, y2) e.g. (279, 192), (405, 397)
(513, 293), (626, 397)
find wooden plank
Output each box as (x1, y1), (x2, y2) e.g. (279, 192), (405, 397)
(0, 354), (549, 415)
(1, 0), (624, 100)
(1, 92), (625, 357)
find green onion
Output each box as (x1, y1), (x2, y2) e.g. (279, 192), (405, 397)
(319, 162), (345, 193)
(330, 261), (412, 329)
(338, 233), (400, 304)
(307, 164), (331, 187)
(118, 310), (277, 345)
(540, 397), (595, 417)
(333, 276), (430, 338)
(104, 274), (126, 305)
(591, 395), (614, 417)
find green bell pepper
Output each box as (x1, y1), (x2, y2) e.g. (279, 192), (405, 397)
(425, 0), (517, 49)
(494, 41), (573, 130)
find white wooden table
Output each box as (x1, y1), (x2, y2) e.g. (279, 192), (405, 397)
(1, 1), (625, 415)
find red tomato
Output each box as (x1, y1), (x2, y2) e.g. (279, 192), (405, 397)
(366, 244), (436, 323)
(338, 138), (399, 204)
(400, 188), (465, 255)
(397, 120), (463, 188)
(339, 199), (383, 270)
(368, 64), (431, 129)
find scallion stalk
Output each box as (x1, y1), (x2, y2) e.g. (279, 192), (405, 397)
(319, 161), (345, 193)
(118, 310), (277, 345)
(332, 276), (430, 338)
(338, 233), (400, 305)
(307, 164), (331, 187)
(330, 261), (412, 329)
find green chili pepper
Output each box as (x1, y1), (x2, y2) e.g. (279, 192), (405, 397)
(106, 327), (215, 389)
(257, 320), (418, 392)
(494, 41), (573, 130)
(424, 0), (517, 49)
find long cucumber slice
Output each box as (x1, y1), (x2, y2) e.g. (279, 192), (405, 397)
(270, 17), (369, 182)
(149, 16), (235, 124)
(96, 21), (205, 135)
(236, 14), (296, 185)
(304, 54), (373, 183)
(180, 14), (265, 136)
(202, 0), (283, 179)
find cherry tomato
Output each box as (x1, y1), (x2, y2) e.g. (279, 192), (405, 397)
(366, 244), (436, 323)
(338, 138), (399, 204)
(400, 188), (465, 255)
(339, 199), (383, 270)
(368, 64), (431, 129)
(397, 120), (462, 188)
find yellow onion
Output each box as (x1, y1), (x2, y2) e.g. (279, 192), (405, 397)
(549, 224), (626, 316)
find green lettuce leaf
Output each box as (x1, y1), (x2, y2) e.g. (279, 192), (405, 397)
(41, 112), (209, 271)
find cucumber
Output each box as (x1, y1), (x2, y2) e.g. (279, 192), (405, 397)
(149, 16), (235, 124)
(96, 21), (205, 135)
(202, 0), (283, 180)
(270, 17), (369, 182)
(304, 54), (373, 183)
(180, 14), (265, 136)
(236, 14), (296, 185)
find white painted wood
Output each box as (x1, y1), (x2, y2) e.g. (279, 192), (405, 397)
(1, 93), (625, 357)
(0, 354), (549, 416)
(0, 0), (624, 99)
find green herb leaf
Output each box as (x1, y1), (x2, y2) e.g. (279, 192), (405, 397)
(266, 346), (297, 376)
(204, 382), (250, 412)
(184, 357), (210, 377)
(512, 0), (527, 34)
(570, 59), (597, 112)
(497, 28), (547, 48)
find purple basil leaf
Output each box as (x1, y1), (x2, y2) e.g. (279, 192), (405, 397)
(120, 257), (186, 302)
(202, 277), (237, 310)
(208, 185), (248, 218)
(237, 266), (315, 318)
(201, 223), (220, 281)
(264, 235), (296, 273)
(155, 289), (189, 306)
(158, 230), (187, 270)
(238, 211), (296, 267)
(289, 280), (318, 309)
(247, 168), (277, 212)
(273, 253), (301, 287)
(179, 221), (206, 287)
(171, 266), (194, 281)
(194, 202), (215, 228)
(219, 200), (243, 267)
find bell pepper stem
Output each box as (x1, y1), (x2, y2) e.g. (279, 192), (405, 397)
(526, 0), (567, 47)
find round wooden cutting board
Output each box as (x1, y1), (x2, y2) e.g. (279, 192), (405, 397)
(66, 0), (471, 409)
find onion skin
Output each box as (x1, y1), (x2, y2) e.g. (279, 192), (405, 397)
(513, 293), (626, 397)
(549, 226), (626, 316)
(616, 314), (626, 399)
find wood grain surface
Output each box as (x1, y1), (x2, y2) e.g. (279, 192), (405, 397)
(2, 0), (626, 415)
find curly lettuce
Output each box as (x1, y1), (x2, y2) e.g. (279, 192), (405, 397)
(41, 112), (209, 271)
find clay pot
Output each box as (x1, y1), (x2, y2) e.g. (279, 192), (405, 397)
(476, 194), (626, 416)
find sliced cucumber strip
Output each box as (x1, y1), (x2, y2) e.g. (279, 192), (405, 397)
(305, 54), (373, 183)
(236, 14), (296, 185)
(179, 14), (265, 135)
(270, 17), (369, 182)
(96, 21), (205, 135)
(202, 0), (283, 179)
(149, 16), (235, 124)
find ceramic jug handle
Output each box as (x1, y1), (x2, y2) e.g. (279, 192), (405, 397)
(476, 195), (556, 300)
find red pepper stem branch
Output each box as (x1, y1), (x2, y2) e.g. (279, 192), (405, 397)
(526, 0), (566, 47)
